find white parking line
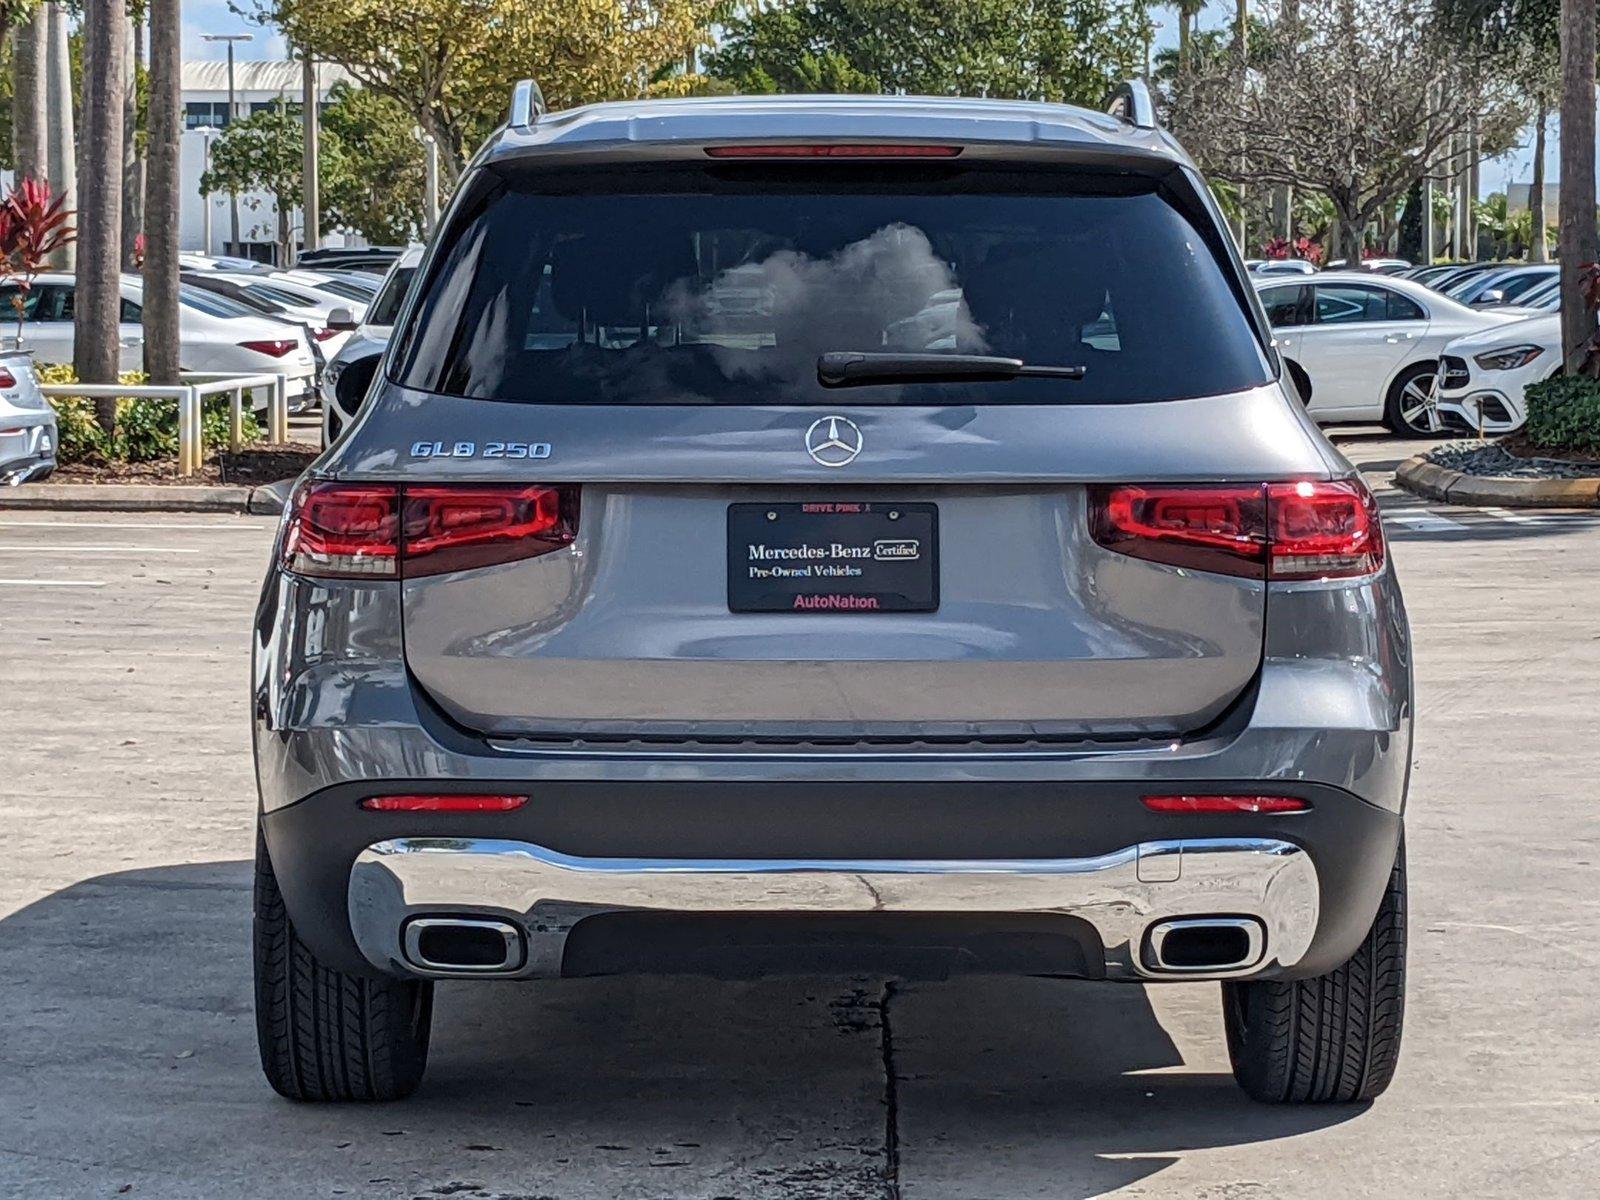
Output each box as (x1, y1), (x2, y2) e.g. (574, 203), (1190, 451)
(0, 544), (201, 553)
(0, 577), (107, 587)
(1382, 508), (1468, 532)
(1477, 506), (1541, 525)
(0, 520), (266, 531)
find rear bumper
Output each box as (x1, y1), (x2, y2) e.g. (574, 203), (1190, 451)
(261, 777), (1400, 984)
(348, 835), (1319, 981)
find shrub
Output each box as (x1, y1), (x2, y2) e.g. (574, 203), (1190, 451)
(37, 363), (262, 464)
(1524, 375), (1600, 457)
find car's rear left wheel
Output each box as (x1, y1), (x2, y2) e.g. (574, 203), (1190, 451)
(253, 829), (434, 1101)
(1222, 842), (1406, 1103)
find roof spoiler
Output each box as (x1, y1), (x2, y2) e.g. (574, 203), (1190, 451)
(1105, 80), (1157, 130)
(509, 78), (547, 128)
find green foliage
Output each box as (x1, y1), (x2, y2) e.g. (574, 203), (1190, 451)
(1523, 375), (1600, 456)
(707, 0), (1149, 105)
(37, 363), (261, 464)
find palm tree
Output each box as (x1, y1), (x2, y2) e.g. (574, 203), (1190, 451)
(143, 0), (182, 384)
(1168, 0), (1205, 74)
(73, 0), (127, 432)
(12, 5), (48, 181)
(1558, 0), (1596, 368)
(122, 14), (146, 271)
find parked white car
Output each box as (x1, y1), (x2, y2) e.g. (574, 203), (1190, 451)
(1255, 271), (1531, 435)
(194, 270), (367, 361)
(0, 273), (318, 403)
(1435, 313), (1560, 435)
(0, 350), (56, 484)
(321, 248), (420, 445)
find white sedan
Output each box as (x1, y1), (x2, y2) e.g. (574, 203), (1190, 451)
(1255, 271), (1532, 435)
(1435, 313), (1560, 435)
(0, 273), (318, 402)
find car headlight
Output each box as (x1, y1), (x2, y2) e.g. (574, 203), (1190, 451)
(1473, 344), (1544, 371)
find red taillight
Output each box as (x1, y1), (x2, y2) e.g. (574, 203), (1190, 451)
(1266, 479), (1384, 580)
(704, 144), (962, 159)
(1089, 480), (1383, 581)
(362, 793), (528, 812)
(0, 366), (17, 388)
(239, 339), (298, 358)
(403, 484), (575, 577)
(282, 483), (401, 578)
(283, 482), (578, 580)
(311, 327), (339, 342)
(1142, 794), (1309, 814)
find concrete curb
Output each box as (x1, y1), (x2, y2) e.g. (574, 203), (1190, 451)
(0, 480), (292, 515)
(1394, 455), (1600, 508)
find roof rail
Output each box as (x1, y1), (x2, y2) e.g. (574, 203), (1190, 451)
(509, 78), (547, 128)
(1105, 80), (1157, 130)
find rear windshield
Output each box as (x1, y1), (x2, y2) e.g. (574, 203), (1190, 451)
(391, 164), (1270, 405)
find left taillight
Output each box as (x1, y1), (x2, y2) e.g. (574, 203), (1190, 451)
(1089, 479), (1384, 581)
(282, 482), (578, 580)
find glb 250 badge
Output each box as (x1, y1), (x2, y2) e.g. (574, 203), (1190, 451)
(409, 440), (552, 460)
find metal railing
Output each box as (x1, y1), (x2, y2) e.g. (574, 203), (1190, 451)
(39, 371), (294, 477)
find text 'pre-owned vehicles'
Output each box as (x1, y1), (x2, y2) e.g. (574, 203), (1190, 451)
(253, 84), (1411, 1107)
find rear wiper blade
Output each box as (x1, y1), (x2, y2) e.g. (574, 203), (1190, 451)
(817, 351), (1087, 389)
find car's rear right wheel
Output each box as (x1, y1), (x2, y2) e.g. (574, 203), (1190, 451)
(254, 829), (434, 1101)
(1222, 842), (1406, 1103)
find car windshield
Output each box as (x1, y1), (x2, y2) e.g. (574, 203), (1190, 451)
(179, 284), (259, 318)
(391, 164), (1270, 406)
(366, 266), (417, 327)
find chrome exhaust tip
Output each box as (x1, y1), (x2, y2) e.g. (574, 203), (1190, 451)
(1145, 917), (1265, 974)
(401, 916), (526, 975)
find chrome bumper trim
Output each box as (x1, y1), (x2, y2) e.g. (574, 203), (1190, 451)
(348, 836), (1319, 981)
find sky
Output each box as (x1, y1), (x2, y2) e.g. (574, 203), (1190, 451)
(183, 0), (1549, 197)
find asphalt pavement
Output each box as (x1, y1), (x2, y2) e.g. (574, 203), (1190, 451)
(2, 432), (1598, 1198)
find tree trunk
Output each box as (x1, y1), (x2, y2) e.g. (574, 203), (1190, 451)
(1178, 12), (1191, 74)
(277, 199), (292, 268)
(122, 14), (146, 271)
(1530, 98), (1549, 264)
(1559, 0), (1598, 370)
(1235, 0), (1248, 62)
(12, 9), (50, 181)
(45, 1), (76, 268)
(74, 0), (127, 435)
(143, 0), (181, 385)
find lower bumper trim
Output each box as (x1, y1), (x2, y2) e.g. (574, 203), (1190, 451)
(348, 836), (1319, 982)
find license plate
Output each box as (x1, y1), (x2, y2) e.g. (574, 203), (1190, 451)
(727, 501), (938, 613)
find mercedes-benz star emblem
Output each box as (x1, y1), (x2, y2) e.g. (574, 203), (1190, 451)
(805, 415), (863, 468)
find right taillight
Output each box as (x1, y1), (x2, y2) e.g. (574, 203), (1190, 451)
(1089, 479), (1383, 581)
(282, 482), (578, 580)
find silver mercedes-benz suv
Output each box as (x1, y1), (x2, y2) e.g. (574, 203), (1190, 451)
(252, 82), (1410, 1106)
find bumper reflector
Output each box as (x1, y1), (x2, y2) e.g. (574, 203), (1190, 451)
(1141, 794), (1308, 814)
(362, 794), (528, 813)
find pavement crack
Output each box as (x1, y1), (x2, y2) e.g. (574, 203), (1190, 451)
(877, 980), (902, 1200)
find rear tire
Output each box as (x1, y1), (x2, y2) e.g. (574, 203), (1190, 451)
(1383, 363), (1446, 437)
(254, 829), (434, 1101)
(1223, 842), (1406, 1103)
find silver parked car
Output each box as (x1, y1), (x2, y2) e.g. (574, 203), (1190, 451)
(0, 351), (57, 484)
(253, 84), (1411, 1106)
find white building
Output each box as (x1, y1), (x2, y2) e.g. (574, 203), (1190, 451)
(180, 60), (358, 261)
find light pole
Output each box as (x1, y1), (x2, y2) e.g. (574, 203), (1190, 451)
(197, 125), (218, 255)
(201, 33), (251, 255)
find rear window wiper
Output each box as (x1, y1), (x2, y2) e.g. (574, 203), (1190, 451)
(817, 351), (1087, 389)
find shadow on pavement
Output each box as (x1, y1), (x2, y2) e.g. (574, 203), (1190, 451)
(0, 862), (1359, 1199)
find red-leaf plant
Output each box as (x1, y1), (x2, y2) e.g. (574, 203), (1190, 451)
(0, 178), (77, 350)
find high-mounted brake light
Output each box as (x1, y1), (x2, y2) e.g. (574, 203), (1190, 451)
(283, 482), (578, 580)
(1089, 479), (1383, 581)
(704, 144), (962, 159)
(1142, 794), (1309, 814)
(362, 793), (528, 812)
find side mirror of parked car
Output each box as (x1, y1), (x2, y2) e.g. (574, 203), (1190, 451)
(327, 306), (360, 332)
(1474, 289), (1506, 306)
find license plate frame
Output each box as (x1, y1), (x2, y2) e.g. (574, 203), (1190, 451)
(727, 501), (939, 614)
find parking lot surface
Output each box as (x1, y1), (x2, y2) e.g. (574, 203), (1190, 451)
(3, 432), (1599, 1199)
